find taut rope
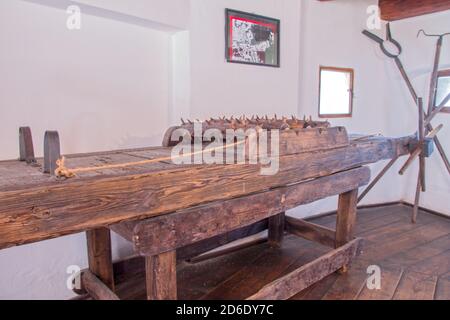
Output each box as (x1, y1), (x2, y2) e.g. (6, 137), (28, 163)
(55, 139), (248, 178)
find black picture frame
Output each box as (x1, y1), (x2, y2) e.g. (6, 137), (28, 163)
(225, 9), (280, 68)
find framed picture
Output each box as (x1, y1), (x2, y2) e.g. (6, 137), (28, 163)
(225, 9), (280, 67)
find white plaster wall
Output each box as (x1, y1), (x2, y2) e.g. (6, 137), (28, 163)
(188, 0), (301, 118)
(73, 0), (190, 29)
(0, 0), (171, 299)
(294, 0), (450, 218)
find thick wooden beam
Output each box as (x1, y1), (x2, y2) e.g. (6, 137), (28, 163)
(285, 216), (336, 248)
(268, 212), (285, 247)
(86, 228), (115, 291)
(0, 136), (409, 250)
(335, 190), (358, 248)
(145, 251), (177, 300)
(81, 270), (119, 300)
(247, 238), (364, 300)
(379, 0), (450, 21)
(124, 167), (370, 256)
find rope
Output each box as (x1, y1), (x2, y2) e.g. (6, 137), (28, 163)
(55, 139), (248, 178)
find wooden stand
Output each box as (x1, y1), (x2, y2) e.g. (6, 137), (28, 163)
(81, 166), (368, 300)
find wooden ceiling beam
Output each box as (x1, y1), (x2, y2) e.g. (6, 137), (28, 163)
(379, 0), (450, 21)
(317, 0), (450, 21)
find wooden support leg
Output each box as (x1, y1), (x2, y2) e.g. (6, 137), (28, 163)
(86, 228), (115, 291)
(268, 212), (285, 247)
(145, 250), (177, 300)
(335, 189), (358, 273)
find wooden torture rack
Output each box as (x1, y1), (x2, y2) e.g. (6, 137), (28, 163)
(0, 117), (417, 300)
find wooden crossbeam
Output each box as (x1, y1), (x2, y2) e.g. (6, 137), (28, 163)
(116, 167), (369, 256)
(285, 216), (336, 248)
(81, 270), (119, 300)
(0, 136), (410, 250)
(247, 238), (364, 300)
(379, 0), (450, 21)
(177, 220), (268, 261)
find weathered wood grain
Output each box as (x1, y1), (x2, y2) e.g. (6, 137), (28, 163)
(247, 238), (364, 300)
(81, 270), (119, 300)
(393, 270), (438, 300)
(75, 205), (450, 301)
(0, 136), (410, 249)
(336, 190), (358, 248)
(379, 0), (450, 21)
(118, 167), (370, 256)
(285, 216), (336, 248)
(268, 212), (285, 247)
(146, 250), (177, 300)
(86, 228), (115, 291)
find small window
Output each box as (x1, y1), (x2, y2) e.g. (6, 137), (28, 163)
(435, 69), (450, 110)
(318, 66), (354, 118)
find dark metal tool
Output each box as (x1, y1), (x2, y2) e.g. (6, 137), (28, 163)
(362, 23), (402, 58)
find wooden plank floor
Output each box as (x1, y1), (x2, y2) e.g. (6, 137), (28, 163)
(89, 204), (450, 300)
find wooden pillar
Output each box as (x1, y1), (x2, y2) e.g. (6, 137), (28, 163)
(145, 250), (177, 300)
(335, 189), (358, 273)
(268, 212), (285, 247)
(86, 228), (115, 291)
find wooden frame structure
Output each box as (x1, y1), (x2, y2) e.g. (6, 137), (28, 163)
(0, 122), (415, 300)
(93, 167), (368, 300)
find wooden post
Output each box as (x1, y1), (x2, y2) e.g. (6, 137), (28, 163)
(268, 212), (285, 247)
(335, 189), (358, 272)
(43, 131), (60, 175)
(145, 250), (177, 300)
(19, 127), (35, 164)
(86, 228), (115, 291)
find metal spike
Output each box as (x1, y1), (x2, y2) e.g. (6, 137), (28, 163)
(181, 118), (186, 125)
(188, 119), (193, 124)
